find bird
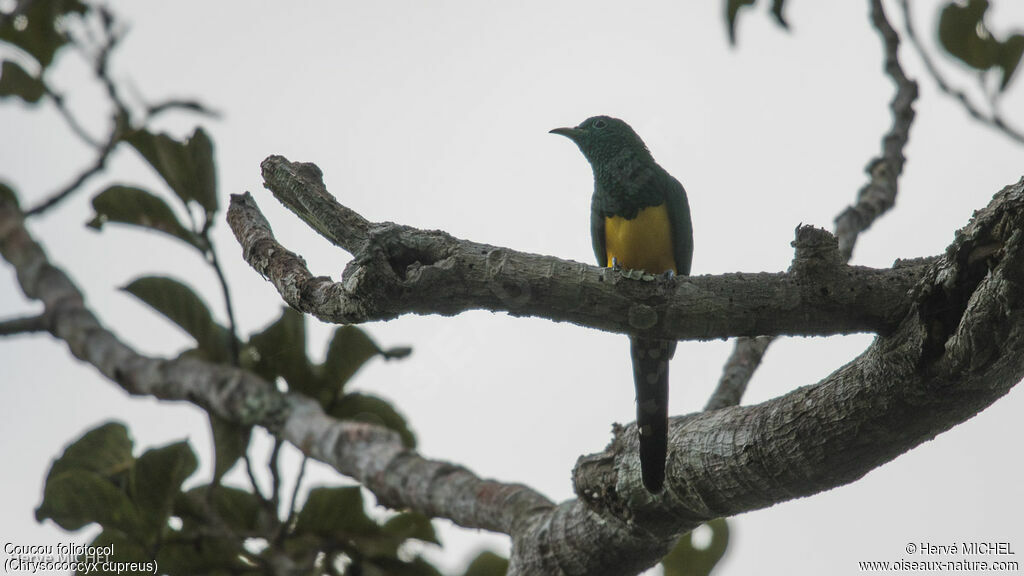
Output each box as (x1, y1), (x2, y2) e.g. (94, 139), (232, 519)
(551, 116), (693, 493)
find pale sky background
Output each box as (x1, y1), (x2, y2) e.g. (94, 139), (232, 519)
(2, 1), (1023, 575)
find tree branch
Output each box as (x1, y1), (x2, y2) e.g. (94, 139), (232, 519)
(0, 313), (47, 336)
(704, 335), (771, 410)
(41, 81), (104, 149)
(6, 164), (1024, 575)
(22, 8), (217, 219)
(563, 177), (1024, 574)
(23, 127), (120, 217)
(0, 189), (552, 545)
(835, 0), (917, 260)
(709, 0), (920, 410)
(235, 146), (1024, 572)
(229, 158), (927, 342)
(23, 9), (131, 219)
(145, 98), (221, 122)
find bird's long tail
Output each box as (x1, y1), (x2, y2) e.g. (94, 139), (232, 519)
(630, 336), (676, 493)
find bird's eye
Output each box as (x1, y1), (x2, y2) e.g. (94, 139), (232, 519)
(593, 119), (607, 129)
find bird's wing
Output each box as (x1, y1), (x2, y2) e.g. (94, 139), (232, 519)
(590, 186), (608, 267)
(664, 175), (693, 275)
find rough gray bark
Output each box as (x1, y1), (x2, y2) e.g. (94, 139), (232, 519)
(704, 335), (772, 410)
(6, 169), (1024, 575)
(559, 177), (1024, 574)
(0, 192), (551, 541)
(226, 156), (1024, 573)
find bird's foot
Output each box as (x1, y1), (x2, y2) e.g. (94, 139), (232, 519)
(610, 258), (645, 278)
(623, 268), (647, 280)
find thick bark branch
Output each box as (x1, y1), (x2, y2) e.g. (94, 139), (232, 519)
(0, 193), (552, 539)
(561, 177), (1024, 574)
(6, 171), (1024, 575)
(229, 158), (927, 342)
(236, 149), (1024, 573)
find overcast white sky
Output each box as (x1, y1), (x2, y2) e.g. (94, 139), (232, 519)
(2, 1), (1023, 575)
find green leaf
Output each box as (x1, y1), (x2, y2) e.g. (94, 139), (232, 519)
(123, 127), (218, 215)
(0, 0), (88, 69)
(661, 518), (730, 576)
(122, 275), (232, 361)
(87, 185), (200, 247)
(382, 345), (413, 359)
(321, 325), (383, 394)
(281, 535), (322, 570)
(937, 0), (1024, 91)
(382, 511), (439, 545)
(461, 551), (509, 576)
(84, 530), (155, 575)
(35, 423), (141, 533)
(354, 510), (439, 560)
(294, 486), (378, 538)
(938, 0), (1000, 70)
(770, 0), (788, 29)
(329, 393), (416, 448)
(156, 530), (250, 575)
(725, 0), (757, 45)
(0, 60), (44, 103)
(131, 441), (197, 531)
(46, 421), (133, 482)
(35, 470), (141, 533)
(366, 557), (443, 576)
(209, 413), (251, 483)
(175, 484), (264, 533)
(247, 307), (317, 397)
(186, 128), (218, 214)
(997, 34), (1024, 91)
(0, 180), (18, 207)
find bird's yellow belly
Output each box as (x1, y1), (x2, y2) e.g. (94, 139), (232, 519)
(604, 204), (677, 273)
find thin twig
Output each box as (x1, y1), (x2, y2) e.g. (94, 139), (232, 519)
(41, 83), (103, 149)
(707, 0), (918, 409)
(206, 240), (241, 365)
(276, 455), (309, 545)
(244, 452), (268, 503)
(898, 0), (1024, 145)
(23, 12), (129, 218)
(269, 437), (283, 511)
(92, 15), (129, 118)
(147, 98), (221, 121)
(0, 314), (47, 336)
(24, 128), (119, 217)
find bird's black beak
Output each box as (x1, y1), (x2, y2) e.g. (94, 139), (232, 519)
(549, 126), (582, 140)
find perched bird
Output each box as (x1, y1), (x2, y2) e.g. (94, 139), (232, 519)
(551, 116), (693, 493)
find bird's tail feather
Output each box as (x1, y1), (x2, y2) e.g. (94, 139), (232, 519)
(630, 336), (676, 493)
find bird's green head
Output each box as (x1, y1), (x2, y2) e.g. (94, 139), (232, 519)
(550, 116), (651, 166)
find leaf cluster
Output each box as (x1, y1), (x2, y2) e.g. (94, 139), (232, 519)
(0, 0), (85, 101)
(34, 422), (485, 575)
(938, 0), (1024, 91)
